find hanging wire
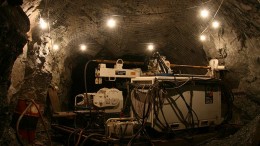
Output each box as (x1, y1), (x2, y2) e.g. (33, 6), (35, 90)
(200, 0), (225, 34)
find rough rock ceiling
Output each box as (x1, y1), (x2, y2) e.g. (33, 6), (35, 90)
(25, 0), (222, 63)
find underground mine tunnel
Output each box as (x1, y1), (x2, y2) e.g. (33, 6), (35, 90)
(0, 0), (259, 145)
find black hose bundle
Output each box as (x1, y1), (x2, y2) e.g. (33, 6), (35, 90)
(158, 79), (199, 129)
(128, 84), (155, 146)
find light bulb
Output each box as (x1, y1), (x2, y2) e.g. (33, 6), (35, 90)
(200, 35), (206, 41)
(80, 44), (87, 51)
(39, 18), (48, 29)
(212, 21), (220, 29)
(107, 18), (116, 28)
(53, 44), (59, 51)
(200, 9), (209, 18)
(147, 44), (155, 51)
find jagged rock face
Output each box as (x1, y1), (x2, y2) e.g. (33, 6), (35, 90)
(0, 1), (30, 141)
(203, 0), (260, 103)
(201, 0), (260, 123)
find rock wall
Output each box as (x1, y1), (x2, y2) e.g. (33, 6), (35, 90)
(0, 0), (30, 142)
(202, 0), (260, 122)
(204, 26), (260, 101)
(8, 0), (75, 112)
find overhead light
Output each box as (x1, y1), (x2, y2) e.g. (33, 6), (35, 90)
(212, 20), (220, 29)
(80, 44), (87, 51)
(200, 9), (209, 18)
(107, 18), (116, 28)
(39, 18), (48, 29)
(53, 44), (59, 51)
(200, 35), (206, 41)
(147, 44), (155, 51)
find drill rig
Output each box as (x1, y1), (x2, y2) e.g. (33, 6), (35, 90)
(64, 52), (232, 145)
